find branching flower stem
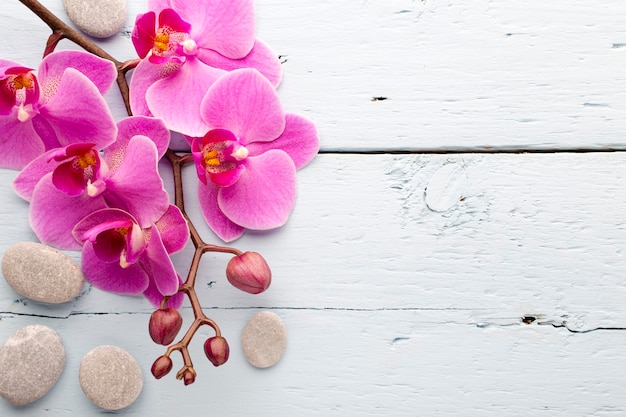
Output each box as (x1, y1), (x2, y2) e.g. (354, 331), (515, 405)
(18, 0), (246, 382)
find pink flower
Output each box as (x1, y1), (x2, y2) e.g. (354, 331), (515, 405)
(129, 0), (282, 137)
(190, 69), (319, 242)
(0, 50), (117, 169)
(73, 205), (188, 307)
(14, 116), (172, 250)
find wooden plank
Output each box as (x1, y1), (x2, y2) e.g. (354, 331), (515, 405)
(1, 152), (626, 333)
(0, 310), (625, 416)
(3, 1), (626, 151)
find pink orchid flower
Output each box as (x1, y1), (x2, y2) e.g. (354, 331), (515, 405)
(129, 0), (282, 137)
(189, 68), (319, 242)
(13, 116), (172, 250)
(0, 50), (117, 169)
(73, 206), (188, 308)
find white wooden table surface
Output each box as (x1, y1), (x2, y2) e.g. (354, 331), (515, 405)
(2, 0), (626, 415)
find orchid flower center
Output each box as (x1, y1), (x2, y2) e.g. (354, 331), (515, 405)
(12, 73), (34, 90)
(152, 27), (189, 58)
(50, 143), (105, 197)
(132, 9), (194, 64)
(0, 68), (38, 122)
(202, 139), (248, 172)
(192, 129), (249, 188)
(75, 151), (98, 170)
(82, 217), (146, 268)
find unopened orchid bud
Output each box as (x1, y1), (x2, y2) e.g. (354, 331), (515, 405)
(149, 307), (183, 345)
(182, 369), (196, 385)
(204, 336), (230, 367)
(151, 355), (173, 379)
(226, 251), (271, 294)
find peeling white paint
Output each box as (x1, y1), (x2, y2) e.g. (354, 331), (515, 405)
(424, 162), (468, 212)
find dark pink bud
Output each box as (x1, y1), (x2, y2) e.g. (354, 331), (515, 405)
(151, 355), (173, 379)
(149, 307), (183, 345)
(226, 252), (271, 294)
(182, 369), (196, 385)
(204, 336), (230, 367)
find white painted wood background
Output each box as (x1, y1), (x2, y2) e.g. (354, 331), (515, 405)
(1, 0), (626, 415)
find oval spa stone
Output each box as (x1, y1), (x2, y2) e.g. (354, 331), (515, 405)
(241, 311), (287, 368)
(1, 241), (84, 304)
(79, 345), (143, 410)
(0, 325), (65, 406)
(63, 0), (127, 38)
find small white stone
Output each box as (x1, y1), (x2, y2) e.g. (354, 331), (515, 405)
(2, 241), (84, 304)
(79, 345), (143, 410)
(63, 0), (127, 38)
(241, 311), (287, 368)
(0, 325), (65, 406)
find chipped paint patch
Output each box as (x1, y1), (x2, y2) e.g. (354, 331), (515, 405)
(424, 162), (468, 212)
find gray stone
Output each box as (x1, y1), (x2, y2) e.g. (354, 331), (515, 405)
(2, 241), (84, 304)
(241, 311), (287, 368)
(0, 325), (65, 406)
(79, 345), (143, 410)
(63, 0), (127, 38)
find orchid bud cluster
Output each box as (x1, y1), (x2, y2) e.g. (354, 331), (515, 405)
(5, 0), (318, 385)
(147, 251), (269, 383)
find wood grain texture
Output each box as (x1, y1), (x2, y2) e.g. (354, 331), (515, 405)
(1, 0), (626, 415)
(1, 153), (626, 415)
(7, 0), (626, 151)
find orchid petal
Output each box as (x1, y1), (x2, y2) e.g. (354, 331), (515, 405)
(109, 116), (171, 163)
(154, 204), (189, 253)
(147, 0), (172, 11)
(197, 39), (282, 87)
(31, 114), (61, 149)
(103, 136), (170, 228)
(139, 226), (179, 296)
(201, 68), (284, 144)
(143, 273), (184, 309)
(170, 0), (255, 59)
(132, 12), (157, 59)
(0, 59), (21, 68)
(129, 58), (164, 117)
(247, 113), (319, 169)
(38, 50), (116, 97)
(13, 148), (63, 200)
(146, 57), (224, 136)
(30, 174), (108, 250)
(198, 181), (245, 242)
(218, 150), (297, 230)
(0, 112), (45, 170)
(38, 68), (117, 149)
(158, 8), (191, 33)
(82, 241), (150, 294)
